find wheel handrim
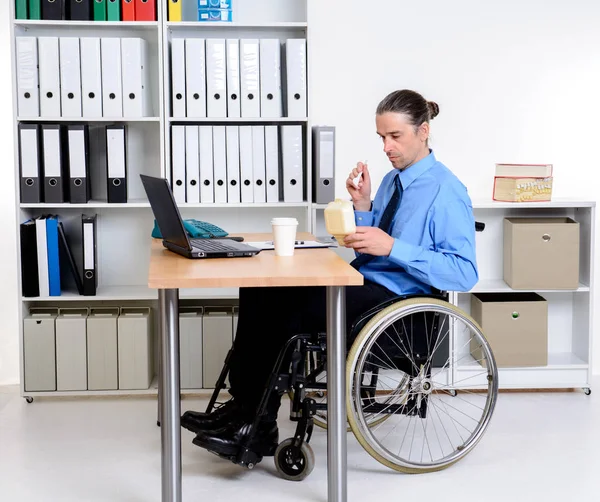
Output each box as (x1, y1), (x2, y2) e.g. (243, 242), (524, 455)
(348, 300), (498, 471)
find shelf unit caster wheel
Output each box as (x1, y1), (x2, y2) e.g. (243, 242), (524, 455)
(157, 421), (161, 427)
(584, 388), (592, 396)
(274, 438), (315, 482)
(449, 389), (458, 397)
(25, 397), (34, 404)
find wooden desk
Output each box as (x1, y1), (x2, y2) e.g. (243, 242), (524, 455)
(149, 233), (362, 289)
(148, 233), (363, 502)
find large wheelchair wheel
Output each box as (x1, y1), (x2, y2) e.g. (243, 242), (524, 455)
(347, 297), (498, 474)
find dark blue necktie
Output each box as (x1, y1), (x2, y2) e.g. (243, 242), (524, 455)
(350, 175), (403, 271)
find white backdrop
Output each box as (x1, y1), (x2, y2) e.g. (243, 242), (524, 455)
(307, 0), (600, 201)
(1, 0), (599, 384)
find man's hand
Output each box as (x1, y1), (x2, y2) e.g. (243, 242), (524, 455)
(344, 227), (394, 256)
(346, 162), (372, 212)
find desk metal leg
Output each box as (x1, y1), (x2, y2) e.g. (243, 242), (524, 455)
(326, 286), (347, 502)
(159, 288), (181, 502)
(157, 335), (162, 426)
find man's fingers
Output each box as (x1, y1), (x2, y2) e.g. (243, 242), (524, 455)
(344, 234), (360, 245)
(349, 162), (366, 179)
(347, 242), (368, 252)
(344, 233), (369, 248)
(361, 164), (371, 182)
(345, 228), (372, 247)
(346, 178), (361, 195)
(348, 171), (360, 183)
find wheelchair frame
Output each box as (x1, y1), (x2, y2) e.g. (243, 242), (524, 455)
(202, 290), (448, 470)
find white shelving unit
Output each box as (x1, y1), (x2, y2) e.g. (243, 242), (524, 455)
(10, 2), (166, 400)
(17, 116), (161, 122)
(167, 117), (308, 123)
(20, 199), (152, 209)
(161, 0), (312, 235)
(13, 1), (590, 399)
(450, 199), (596, 391)
(166, 22), (308, 28)
(10, 0), (312, 400)
(13, 20), (159, 28)
(22, 285), (240, 302)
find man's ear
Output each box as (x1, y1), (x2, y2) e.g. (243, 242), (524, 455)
(419, 122), (430, 142)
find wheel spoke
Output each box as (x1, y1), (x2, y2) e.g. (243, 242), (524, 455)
(436, 388), (488, 398)
(430, 396), (470, 437)
(423, 315), (449, 371)
(427, 401), (446, 460)
(424, 311), (431, 359)
(430, 397), (453, 455)
(399, 316), (415, 361)
(382, 326), (421, 375)
(433, 394), (479, 426)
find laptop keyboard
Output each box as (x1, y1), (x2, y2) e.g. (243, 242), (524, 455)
(190, 239), (237, 252)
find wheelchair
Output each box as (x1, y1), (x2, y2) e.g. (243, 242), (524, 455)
(201, 225), (498, 481)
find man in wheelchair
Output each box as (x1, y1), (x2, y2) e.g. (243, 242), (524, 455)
(181, 89), (479, 472)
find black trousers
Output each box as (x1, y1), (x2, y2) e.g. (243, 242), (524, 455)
(227, 279), (397, 421)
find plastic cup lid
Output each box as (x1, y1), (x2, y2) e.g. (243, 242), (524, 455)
(271, 217), (298, 225)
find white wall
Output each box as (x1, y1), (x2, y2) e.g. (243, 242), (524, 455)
(307, 0), (600, 199)
(0, 0), (19, 385)
(307, 0), (600, 371)
(1, 0), (599, 384)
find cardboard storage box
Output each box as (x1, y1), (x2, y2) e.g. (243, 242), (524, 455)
(471, 293), (548, 367)
(503, 217), (580, 290)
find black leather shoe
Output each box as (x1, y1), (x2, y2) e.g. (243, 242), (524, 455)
(192, 419), (279, 457)
(181, 400), (242, 434)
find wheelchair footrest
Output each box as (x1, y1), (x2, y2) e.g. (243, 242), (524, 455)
(204, 442), (277, 470)
(237, 447), (269, 469)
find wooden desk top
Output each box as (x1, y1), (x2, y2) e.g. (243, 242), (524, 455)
(148, 232), (364, 290)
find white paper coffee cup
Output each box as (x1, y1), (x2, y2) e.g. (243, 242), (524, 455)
(271, 217), (298, 256)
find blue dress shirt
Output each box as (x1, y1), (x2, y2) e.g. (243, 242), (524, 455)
(353, 150), (478, 295)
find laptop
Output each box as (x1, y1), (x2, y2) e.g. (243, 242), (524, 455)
(140, 174), (261, 259)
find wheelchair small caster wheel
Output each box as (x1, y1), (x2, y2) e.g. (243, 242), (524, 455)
(25, 397), (34, 404)
(157, 421), (161, 427)
(274, 438), (315, 481)
(584, 388), (592, 396)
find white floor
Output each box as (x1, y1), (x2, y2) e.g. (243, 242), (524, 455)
(1, 382), (599, 502)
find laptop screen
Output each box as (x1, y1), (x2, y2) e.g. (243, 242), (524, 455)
(140, 175), (190, 251)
